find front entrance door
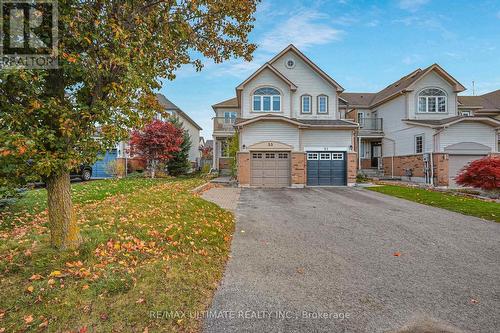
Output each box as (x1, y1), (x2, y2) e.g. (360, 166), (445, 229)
(371, 142), (381, 168)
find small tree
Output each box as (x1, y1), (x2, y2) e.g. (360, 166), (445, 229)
(228, 133), (239, 178)
(455, 156), (500, 190)
(130, 120), (183, 178)
(167, 117), (192, 176)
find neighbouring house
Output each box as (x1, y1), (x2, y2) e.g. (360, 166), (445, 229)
(116, 94), (202, 174)
(342, 67), (500, 187)
(212, 44), (358, 186)
(212, 45), (500, 188)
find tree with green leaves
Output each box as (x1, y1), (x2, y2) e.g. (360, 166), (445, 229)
(0, 0), (258, 250)
(228, 132), (239, 178)
(167, 117), (192, 176)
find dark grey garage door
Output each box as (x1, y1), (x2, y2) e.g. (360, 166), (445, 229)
(307, 151), (346, 186)
(251, 151), (290, 187)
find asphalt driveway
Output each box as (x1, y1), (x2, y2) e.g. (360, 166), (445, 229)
(203, 187), (500, 333)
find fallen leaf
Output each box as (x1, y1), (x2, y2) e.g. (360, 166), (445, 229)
(100, 313), (109, 321)
(0, 328), (5, 333)
(26, 286), (34, 293)
(47, 279), (55, 286)
(393, 252), (401, 257)
(470, 298), (479, 304)
(49, 271), (62, 278)
(79, 326), (88, 333)
(82, 284), (89, 290)
(136, 298), (145, 304)
(24, 314), (33, 324)
(38, 320), (48, 328)
(29, 274), (43, 281)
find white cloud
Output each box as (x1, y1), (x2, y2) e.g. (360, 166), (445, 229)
(402, 54), (422, 65)
(366, 20), (380, 27)
(259, 10), (343, 53)
(398, 0), (430, 11)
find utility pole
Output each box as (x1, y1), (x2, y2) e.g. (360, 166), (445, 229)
(472, 81), (475, 96)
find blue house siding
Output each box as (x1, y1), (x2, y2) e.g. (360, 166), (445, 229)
(91, 150), (118, 178)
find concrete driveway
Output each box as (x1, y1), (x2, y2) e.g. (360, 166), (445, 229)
(203, 187), (500, 333)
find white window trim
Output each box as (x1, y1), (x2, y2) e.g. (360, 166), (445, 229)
(252, 87), (281, 112)
(320, 153), (331, 160)
(223, 111), (237, 124)
(417, 88), (448, 113)
(317, 95), (328, 114)
(332, 153), (344, 160)
(301, 95), (312, 114)
(307, 153), (319, 160)
(414, 134), (424, 154)
(460, 110), (471, 116)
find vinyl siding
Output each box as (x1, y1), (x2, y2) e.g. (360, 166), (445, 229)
(271, 51), (338, 119)
(383, 126), (435, 156)
(438, 122), (497, 152)
(241, 68), (291, 119)
(408, 71), (458, 119)
(301, 129), (352, 150)
(240, 121), (299, 150)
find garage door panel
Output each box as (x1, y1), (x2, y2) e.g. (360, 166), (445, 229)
(448, 155), (485, 188)
(250, 151), (290, 187)
(307, 151), (346, 186)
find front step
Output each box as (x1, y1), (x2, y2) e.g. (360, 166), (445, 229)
(359, 169), (384, 178)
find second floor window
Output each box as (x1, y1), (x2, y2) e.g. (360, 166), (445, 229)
(418, 88), (447, 113)
(224, 111), (237, 124)
(318, 95), (328, 113)
(301, 95), (312, 113)
(253, 87), (281, 112)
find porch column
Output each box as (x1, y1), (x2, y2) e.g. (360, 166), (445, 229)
(212, 138), (217, 170)
(358, 136), (361, 171)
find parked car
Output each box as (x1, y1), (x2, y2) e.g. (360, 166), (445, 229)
(71, 165), (92, 181)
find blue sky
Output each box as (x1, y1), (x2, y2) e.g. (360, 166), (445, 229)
(160, 0), (500, 138)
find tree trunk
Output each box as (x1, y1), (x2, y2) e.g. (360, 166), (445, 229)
(46, 172), (82, 250)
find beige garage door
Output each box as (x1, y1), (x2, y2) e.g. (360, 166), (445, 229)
(250, 151), (290, 187)
(448, 155), (486, 187)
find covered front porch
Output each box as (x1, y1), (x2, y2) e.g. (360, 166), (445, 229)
(357, 136), (384, 177)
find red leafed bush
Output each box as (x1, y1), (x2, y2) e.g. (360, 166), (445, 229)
(455, 156), (500, 190)
(130, 120), (184, 177)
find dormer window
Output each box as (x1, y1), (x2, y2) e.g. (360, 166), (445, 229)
(418, 88), (447, 113)
(253, 87), (281, 112)
(301, 95), (312, 113)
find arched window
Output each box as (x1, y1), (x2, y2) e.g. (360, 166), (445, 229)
(253, 87), (281, 112)
(418, 88), (447, 113)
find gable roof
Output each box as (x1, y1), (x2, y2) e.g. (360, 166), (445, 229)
(236, 62), (297, 91)
(458, 89), (500, 112)
(342, 64), (466, 109)
(156, 93), (202, 130)
(268, 44), (344, 92)
(212, 97), (238, 109)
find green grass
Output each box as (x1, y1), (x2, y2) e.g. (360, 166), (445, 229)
(0, 176), (234, 332)
(367, 185), (500, 222)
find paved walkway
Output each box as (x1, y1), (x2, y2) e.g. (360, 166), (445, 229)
(204, 187), (500, 333)
(201, 187), (241, 212)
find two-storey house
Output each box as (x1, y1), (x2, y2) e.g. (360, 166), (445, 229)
(213, 45), (358, 187)
(343, 66), (500, 187)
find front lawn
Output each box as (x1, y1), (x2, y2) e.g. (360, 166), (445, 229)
(367, 185), (500, 222)
(0, 176), (234, 332)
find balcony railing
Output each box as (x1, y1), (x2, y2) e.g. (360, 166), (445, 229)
(359, 117), (383, 131)
(213, 117), (236, 133)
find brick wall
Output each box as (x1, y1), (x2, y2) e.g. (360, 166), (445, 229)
(360, 158), (371, 169)
(347, 152), (357, 185)
(382, 153), (450, 186)
(291, 152), (306, 185)
(237, 152), (250, 185)
(382, 154), (425, 178)
(433, 153), (449, 186)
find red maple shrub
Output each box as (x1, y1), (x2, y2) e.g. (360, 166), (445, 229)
(455, 156), (500, 190)
(130, 120), (184, 178)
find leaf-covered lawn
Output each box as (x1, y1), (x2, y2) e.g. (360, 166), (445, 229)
(0, 176), (234, 332)
(366, 185), (500, 222)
